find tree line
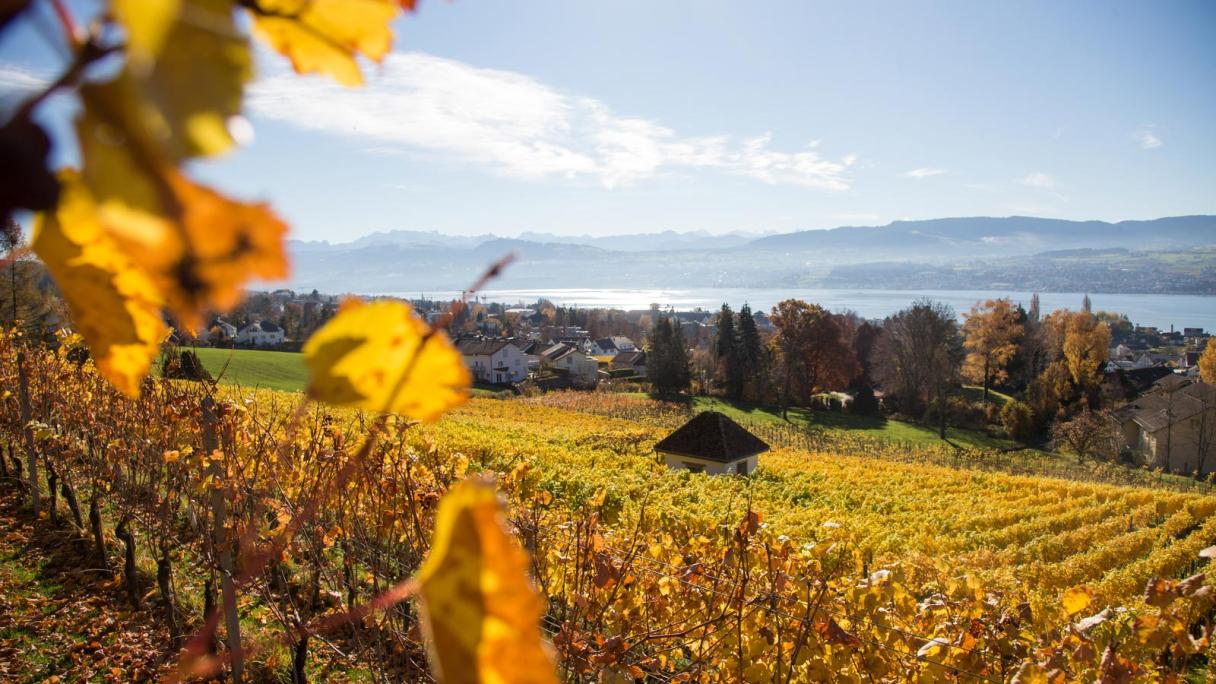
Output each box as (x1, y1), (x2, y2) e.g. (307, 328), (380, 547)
(647, 294), (1121, 454)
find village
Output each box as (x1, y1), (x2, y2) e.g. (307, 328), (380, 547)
(178, 289), (1216, 478)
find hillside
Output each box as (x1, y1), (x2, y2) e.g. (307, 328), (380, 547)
(283, 215), (1216, 294)
(4, 335), (1214, 681)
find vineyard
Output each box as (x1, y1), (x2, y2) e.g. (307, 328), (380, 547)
(523, 390), (1216, 494)
(3, 337), (1215, 682)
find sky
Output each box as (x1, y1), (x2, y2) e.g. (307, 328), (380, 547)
(2, 0), (1215, 242)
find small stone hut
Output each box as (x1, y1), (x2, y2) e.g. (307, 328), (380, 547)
(655, 411), (770, 475)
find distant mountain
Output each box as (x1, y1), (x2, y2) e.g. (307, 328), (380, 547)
(515, 229), (774, 251)
(284, 216), (1216, 295)
(745, 216), (1216, 260)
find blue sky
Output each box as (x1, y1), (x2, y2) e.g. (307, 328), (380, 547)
(2, 0), (1215, 242)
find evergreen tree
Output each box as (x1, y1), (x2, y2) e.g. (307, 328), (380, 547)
(1, 219), (59, 340)
(650, 316), (690, 398)
(736, 303), (764, 398)
(714, 303), (741, 398)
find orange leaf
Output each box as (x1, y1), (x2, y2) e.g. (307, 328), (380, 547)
(249, 0), (399, 86)
(32, 171), (167, 397)
(417, 479), (556, 683)
(303, 299), (469, 421)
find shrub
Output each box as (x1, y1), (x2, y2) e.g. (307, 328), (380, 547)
(161, 349), (213, 383)
(1001, 400), (1037, 442)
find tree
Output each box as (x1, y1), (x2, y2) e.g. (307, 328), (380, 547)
(649, 316), (689, 398)
(1050, 409), (1119, 464)
(851, 320), (882, 389)
(873, 300), (962, 437)
(961, 298), (1024, 402)
(713, 303), (742, 398)
(736, 303), (766, 400)
(0, 219), (61, 340)
(769, 300), (858, 419)
(1061, 311), (1110, 406)
(1200, 342), (1216, 384)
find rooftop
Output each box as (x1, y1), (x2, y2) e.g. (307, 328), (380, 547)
(654, 411), (770, 463)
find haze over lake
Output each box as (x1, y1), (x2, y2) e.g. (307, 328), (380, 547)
(388, 288), (1216, 331)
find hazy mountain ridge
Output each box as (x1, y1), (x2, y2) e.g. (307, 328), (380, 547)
(285, 216), (1216, 294)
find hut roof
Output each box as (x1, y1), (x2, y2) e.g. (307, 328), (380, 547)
(654, 411), (769, 463)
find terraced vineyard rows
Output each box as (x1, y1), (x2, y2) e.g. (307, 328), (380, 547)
(429, 398), (1216, 607)
(4, 341), (1215, 680)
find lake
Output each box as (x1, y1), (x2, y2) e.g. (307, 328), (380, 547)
(397, 288), (1216, 331)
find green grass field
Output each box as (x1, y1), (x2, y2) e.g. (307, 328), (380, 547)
(185, 347), (309, 392)
(670, 394), (1021, 450)
(177, 347), (502, 397)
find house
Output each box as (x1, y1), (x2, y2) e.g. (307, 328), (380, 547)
(1104, 366), (1174, 399)
(655, 411), (769, 475)
(209, 317), (238, 341)
(589, 336), (636, 356)
(456, 338), (528, 384)
(1112, 376), (1216, 474)
(236, 321), (284, 346)
(510, 339), (542, 371)
(610, 350), (647, 377)
(540, 342), (599, 388)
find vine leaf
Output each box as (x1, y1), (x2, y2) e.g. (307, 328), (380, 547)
(302, 299), (469, 420)
(113, 0), (252, 158)
(76, 73), (289, 329)
(127, 170), (290, 329)
(248, 0), (400, 86)
(0, 116), (60, 226)
(1061, 586), (1092, 616)
(32, 171), (167, 397)
(417, 478), (557, 683)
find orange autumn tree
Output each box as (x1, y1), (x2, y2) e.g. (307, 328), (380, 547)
(1, 1), (554, 681)
(1199, 338), (1216, 384)
(961, 298), (1024, 402)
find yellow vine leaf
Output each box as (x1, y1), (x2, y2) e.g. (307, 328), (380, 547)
(113, 0), (252, 158)
(77, 72), (289, 328)
(248, 0), (399, 86)
(77, 71), (169, 219)
(1060, 586), (1092, 616)
(417, 478), (557, 684)
(32, 172), (166, 397)
(147, 171), (289, 328)
(303, 299), (469, 420)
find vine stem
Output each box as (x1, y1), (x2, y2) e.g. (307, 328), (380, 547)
(47, 0), (83, 50)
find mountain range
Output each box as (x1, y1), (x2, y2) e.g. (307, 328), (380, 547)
(284, 215), (1216, 295)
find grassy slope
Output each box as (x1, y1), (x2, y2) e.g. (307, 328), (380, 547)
(188, 347), (309, 393)
(663, 394), (1021, 450)
(184, 347), (500, 397)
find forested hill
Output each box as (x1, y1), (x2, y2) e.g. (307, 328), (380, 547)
(285, 215), (1216, 293)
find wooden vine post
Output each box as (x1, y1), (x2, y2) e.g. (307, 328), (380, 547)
(17, 351), (38, 517)
(203, 397), (243, 682)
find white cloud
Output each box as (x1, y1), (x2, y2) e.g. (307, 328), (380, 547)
(1019, 171), (1055, 189)
(248, 52), (852, 190)
(903, 167), (946, 179)
(0, 64), (49, 110)
(1134, 125), (1162, 149)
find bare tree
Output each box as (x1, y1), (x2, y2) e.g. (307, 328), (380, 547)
(873, 299), (962, 437)
(1050, 409), (1120, 464)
